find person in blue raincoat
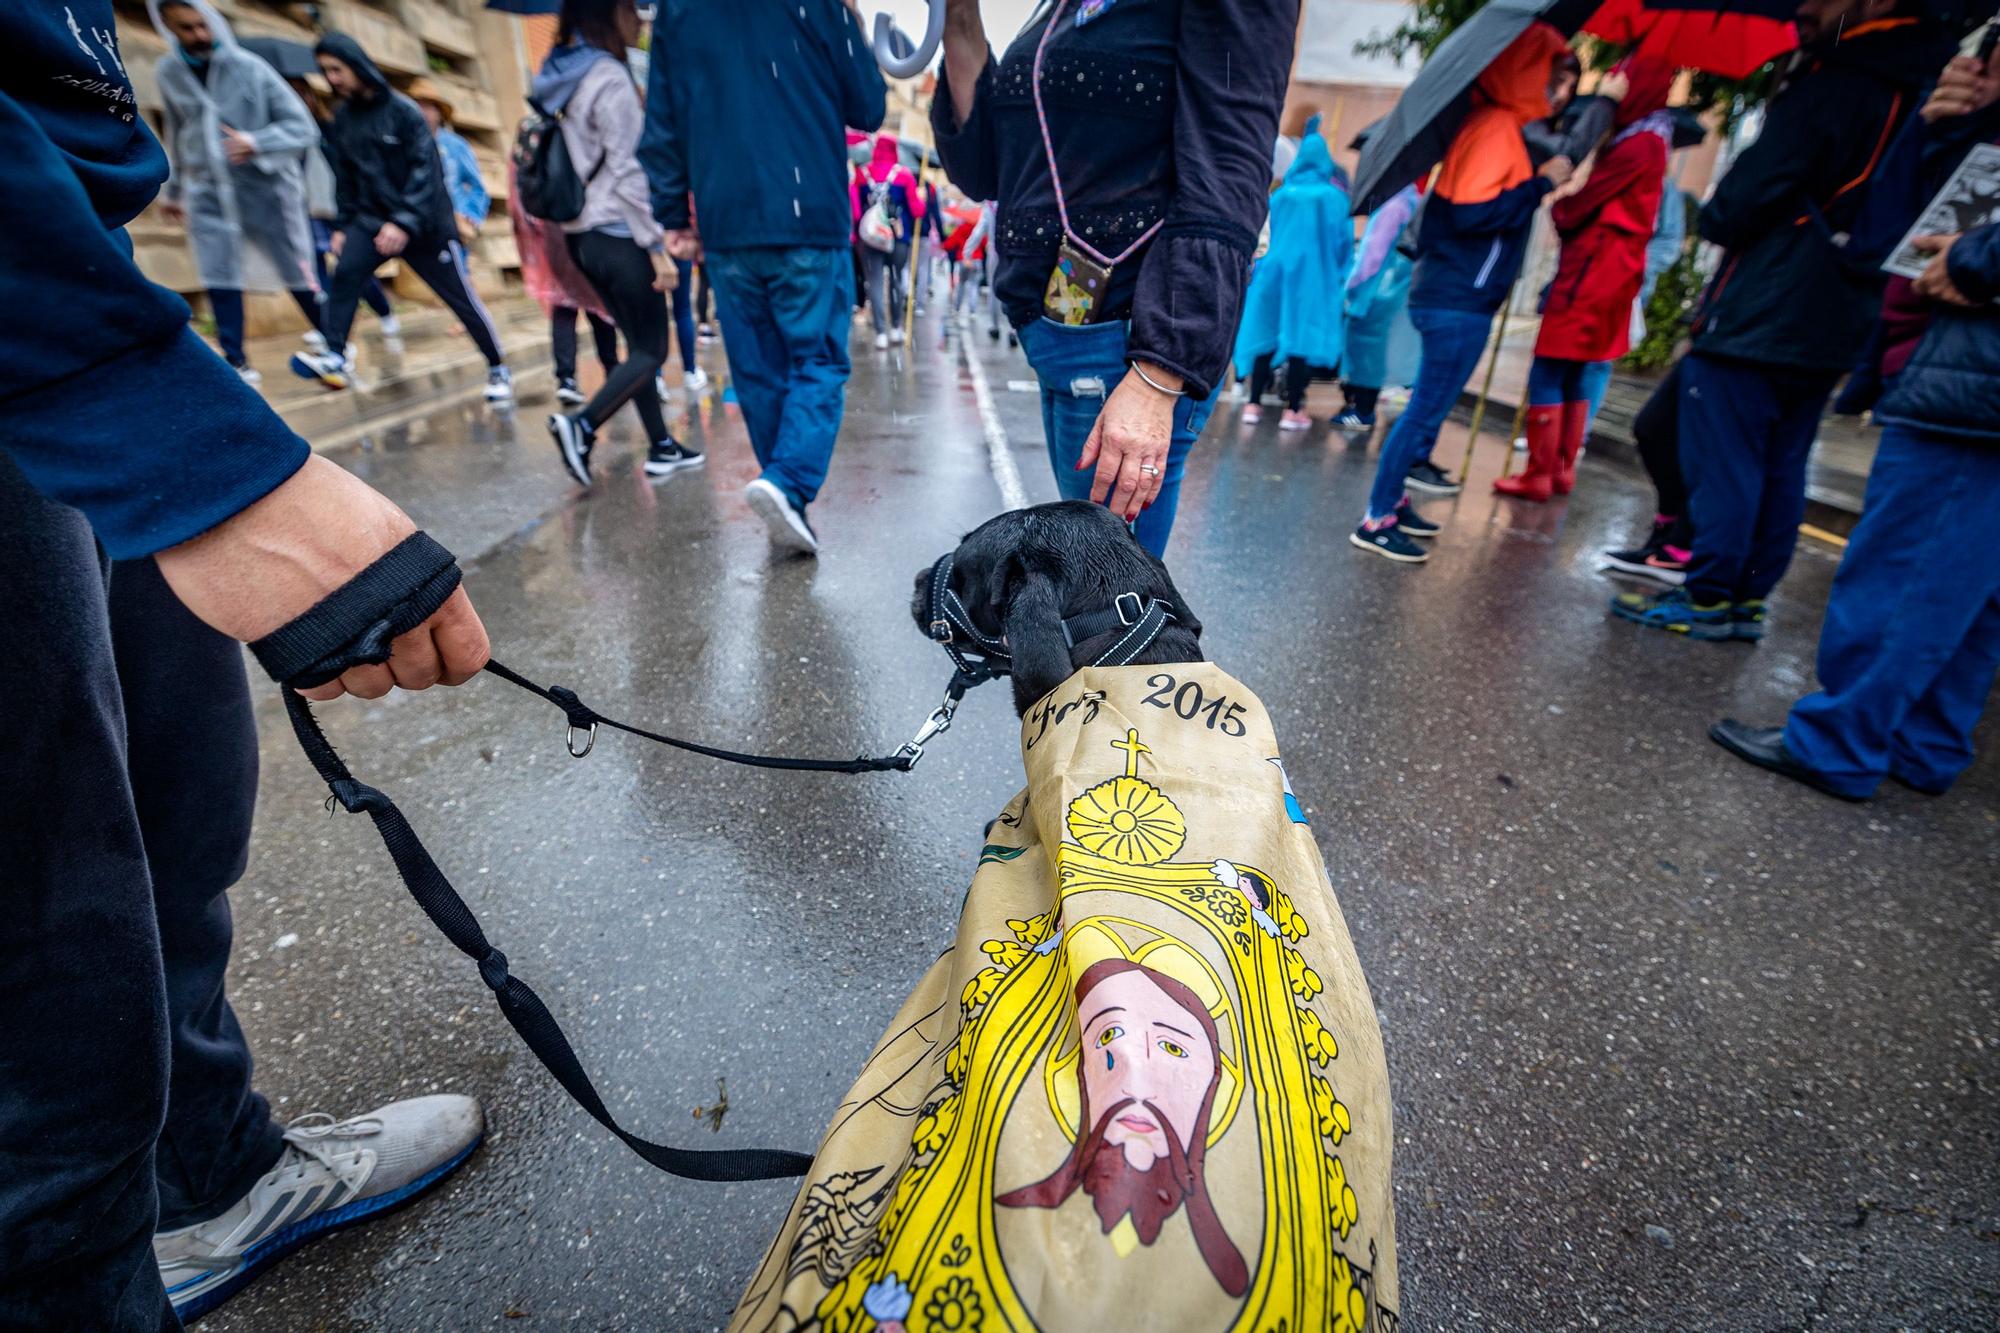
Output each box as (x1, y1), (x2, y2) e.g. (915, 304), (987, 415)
(1338, 181), (1423, 430)
(1232, 116), (1354, 431)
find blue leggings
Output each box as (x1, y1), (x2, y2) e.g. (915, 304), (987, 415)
(1527, 355), (1612, 421)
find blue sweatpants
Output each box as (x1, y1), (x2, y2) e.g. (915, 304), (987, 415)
(1677, 353), (1838, 604)
(705, 246), (854, 507)
(1784, 422), (2000, 797)
(1366, 304), (1492, 521)
(1016, 316), (1218, 559)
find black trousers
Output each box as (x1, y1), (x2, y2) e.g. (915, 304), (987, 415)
(1340, 382), (1380, 419)
(1248, 353), (1314, 412)
(695, 262), (713, 326)
(0, 457), (280, 1330)
(565, 230), (670, 444)
(551, 306), (620, 382)
(1635, 357), (1685, 518)
(323, 225), (503, 366)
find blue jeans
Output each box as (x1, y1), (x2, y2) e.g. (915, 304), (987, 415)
(705, 246), (854, 506)
(1015, 317), (1218, 559)
(670, 256), (696, 373)
(1366, 304), (1492, 520)
(1526, 355), (1612, 422)
(1784, 422), (2000, 797)
(1677, 352), (1838, 603)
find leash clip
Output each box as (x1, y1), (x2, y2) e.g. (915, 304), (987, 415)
(897, 694), (961, 770)
(567, 720), (598, 759)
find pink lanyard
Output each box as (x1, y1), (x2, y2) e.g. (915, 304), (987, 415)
(1031, 0), (1165, 268)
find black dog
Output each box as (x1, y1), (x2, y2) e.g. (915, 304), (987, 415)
(912, 502), (1205, 715)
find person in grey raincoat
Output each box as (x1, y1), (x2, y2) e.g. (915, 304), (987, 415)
(150, 0), (322, 381)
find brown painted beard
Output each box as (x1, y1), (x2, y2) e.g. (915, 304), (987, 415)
(1077, 1098), (1192, 1244)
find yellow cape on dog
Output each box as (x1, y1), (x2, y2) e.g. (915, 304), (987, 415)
(733, 664), (1397, 1332)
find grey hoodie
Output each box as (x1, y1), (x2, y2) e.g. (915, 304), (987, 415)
(532, 42), (661, 248)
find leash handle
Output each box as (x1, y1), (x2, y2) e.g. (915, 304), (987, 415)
(282, 688), (812, 1182)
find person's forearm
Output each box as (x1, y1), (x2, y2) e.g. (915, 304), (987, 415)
(944, 0), (987, 126)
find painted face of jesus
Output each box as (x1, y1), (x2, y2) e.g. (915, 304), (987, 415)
(1077, 968), (1217, 1172)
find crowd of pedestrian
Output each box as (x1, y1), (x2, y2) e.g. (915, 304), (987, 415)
(5, 0), (2000, 1327)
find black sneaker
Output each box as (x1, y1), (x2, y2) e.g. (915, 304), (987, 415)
(1406, 459), (1461, 495)
(1350, 521), (1430, 564)
(556, 376), (585, 406)
(547, 413), (595, 487)
(1599, 516), (1690, 586)
(1330, 409), (1375, 431)
(1731, 599), (1767, 641)
(744, 477), (819, 556)
(1394, 505), (1440, 539)
(644, 437), (705, 478)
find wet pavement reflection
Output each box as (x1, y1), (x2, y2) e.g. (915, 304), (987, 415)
(208, 310), (1998, 1331)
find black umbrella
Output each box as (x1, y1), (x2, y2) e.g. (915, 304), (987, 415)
(1350, 0), (1601, 215)
(238, 35), (319, 80)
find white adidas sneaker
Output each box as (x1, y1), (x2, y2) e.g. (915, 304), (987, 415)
(154, 1094), (483, 1321)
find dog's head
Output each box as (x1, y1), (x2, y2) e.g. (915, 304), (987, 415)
(910, 502), (1203, 715)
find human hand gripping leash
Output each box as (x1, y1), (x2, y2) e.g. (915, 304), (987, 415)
(253, 535), (1178, 1180)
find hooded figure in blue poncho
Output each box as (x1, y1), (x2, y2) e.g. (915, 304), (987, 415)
(1232, 117), (1354, 408)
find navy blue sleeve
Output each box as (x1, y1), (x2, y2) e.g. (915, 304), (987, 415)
(1127, 0), (1301, 399)
(639, 27), (691, 231)
(1443, 177), (1554, 237)
(815, 0), (887, 133)
(0, 88), (309, 559)
(1946, 221), (2000, 301)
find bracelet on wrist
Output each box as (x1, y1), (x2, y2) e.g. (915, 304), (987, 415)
(1128, 361), (1186, 398)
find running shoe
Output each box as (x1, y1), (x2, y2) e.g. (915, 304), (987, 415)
(547, 412), (595, 487)
(1330, 410), (1374, 431)
(683, 365), (710, 395)
(1350, 521), (1430, 564)
(1406, 459), (1462, 495)
(1279, 410), (1312, 432)
(301, 330), (329, 357)
(1394, 504), (1440, 539)
(234, 364), (263, 386)
(484, 366), (514, 404)
(874, 332), (889, 350)
(1240, 403), (1263, 425)
(697, 324), (717, 344)
(288, 349), (350, 390)
(745, 476), (819, 555)
(1600, 518), (1691, 586)
(556, 376), (585, 406)
(644, 437), (705, 478)
(155, 1095), (482, 1322)
(1610, 587), (1733, 640)
(1731, 599), (1768, 642)
(379, 314), (404, 355)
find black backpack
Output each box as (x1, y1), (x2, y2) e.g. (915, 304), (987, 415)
(512, 97), (602, 223)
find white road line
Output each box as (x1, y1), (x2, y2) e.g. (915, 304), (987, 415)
(958, 313), (1029, 510)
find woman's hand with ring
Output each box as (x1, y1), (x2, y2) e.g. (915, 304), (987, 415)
(1079, 360), (1181, 520)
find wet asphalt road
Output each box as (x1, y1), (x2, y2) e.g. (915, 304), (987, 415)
(206, 307), (1998, 1331)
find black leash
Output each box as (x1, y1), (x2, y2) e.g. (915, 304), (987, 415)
(250, 534), (1175, 1184)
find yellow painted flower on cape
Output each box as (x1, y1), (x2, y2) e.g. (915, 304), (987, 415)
(1065, 776), (1187, 865)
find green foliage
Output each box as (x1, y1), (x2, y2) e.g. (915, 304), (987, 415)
(1619, 197), (1702, 373)
(1351, 0), (1486, 65)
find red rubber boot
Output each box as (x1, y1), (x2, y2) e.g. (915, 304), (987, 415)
(1553, 399), (1589, 496)
(1494, 404), (1561, 501)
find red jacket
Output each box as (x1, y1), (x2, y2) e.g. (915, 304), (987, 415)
(1534, 59), (1674, 363)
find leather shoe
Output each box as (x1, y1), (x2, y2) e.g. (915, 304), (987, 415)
(1709, 719), (1866, 802)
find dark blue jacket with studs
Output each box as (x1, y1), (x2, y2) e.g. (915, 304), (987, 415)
(931, 0), (1301, 400)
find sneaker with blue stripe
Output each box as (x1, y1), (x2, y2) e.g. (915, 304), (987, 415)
(155, 1095), (483, 1321)
(1610, 587), (1733, 639)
